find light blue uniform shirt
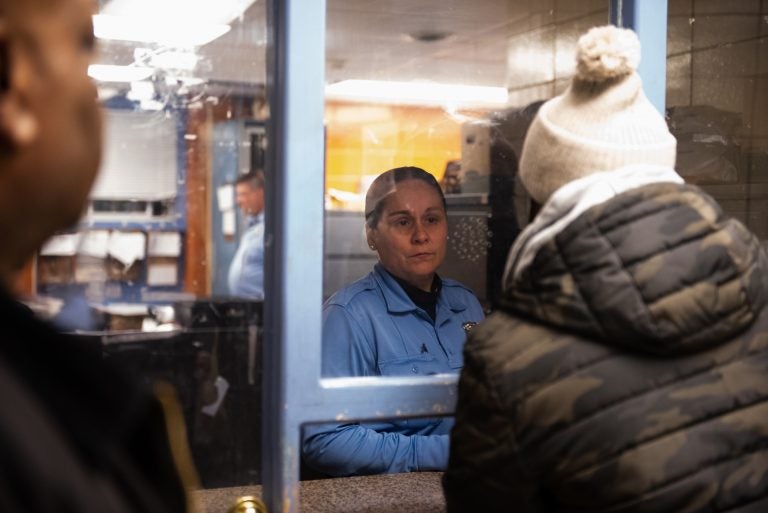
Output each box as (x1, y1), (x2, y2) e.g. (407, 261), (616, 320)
(302, 264), (485, 476)
(227, 212), (264, 299)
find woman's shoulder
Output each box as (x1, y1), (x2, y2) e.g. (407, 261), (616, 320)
(324, 271), (381, 309)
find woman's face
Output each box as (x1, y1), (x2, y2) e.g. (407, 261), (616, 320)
(367, 179), (447, 291)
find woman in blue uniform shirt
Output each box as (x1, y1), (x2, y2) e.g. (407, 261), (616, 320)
(302, 166), (485, 476)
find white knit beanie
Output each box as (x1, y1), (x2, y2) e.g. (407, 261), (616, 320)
(519, 25), (677, 205)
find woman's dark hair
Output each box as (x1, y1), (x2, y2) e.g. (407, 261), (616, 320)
(364, 166), (446, 229)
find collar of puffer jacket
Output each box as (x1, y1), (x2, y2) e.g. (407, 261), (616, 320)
(501, 173), (768, 355)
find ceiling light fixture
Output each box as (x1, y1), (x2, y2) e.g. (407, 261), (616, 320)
(93, 0), (257, 46)
(101, 0), (256, 23)
(325, 80), (508, 108)
(93, 14), (230, 47)
(404, 30), (454, 43)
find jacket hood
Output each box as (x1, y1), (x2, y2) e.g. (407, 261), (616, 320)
(501, 181), (768, 355)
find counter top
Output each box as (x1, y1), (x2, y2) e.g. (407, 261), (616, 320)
(192, 472), (446, 513)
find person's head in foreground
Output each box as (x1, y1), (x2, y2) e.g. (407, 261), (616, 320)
(0, 2), (194, 512)
(445, 24), (768, 513)
(0, 0), (102, 287)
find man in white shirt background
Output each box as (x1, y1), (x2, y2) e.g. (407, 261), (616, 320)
(228, 170), (265, 299)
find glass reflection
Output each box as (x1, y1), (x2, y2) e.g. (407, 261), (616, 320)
(23, 0), (267, 489)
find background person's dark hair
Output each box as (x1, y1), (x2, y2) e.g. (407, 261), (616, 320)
(364, 166), (446, 229)
(235, 169), (265, 189)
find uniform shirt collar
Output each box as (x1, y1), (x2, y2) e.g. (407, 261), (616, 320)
(373, 263), (467, 315)
(246, 211), (264, 228)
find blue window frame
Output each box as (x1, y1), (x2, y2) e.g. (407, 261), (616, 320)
(611, 0), (669, 113)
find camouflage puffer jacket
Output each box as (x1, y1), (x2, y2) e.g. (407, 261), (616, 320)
(445, 182), (768, 513)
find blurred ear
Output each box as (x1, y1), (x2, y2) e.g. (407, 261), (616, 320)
(0, 26), (39, 149)
(365, 225), (376, 249)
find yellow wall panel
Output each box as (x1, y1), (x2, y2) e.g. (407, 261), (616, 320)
(325, 101), (464, 193)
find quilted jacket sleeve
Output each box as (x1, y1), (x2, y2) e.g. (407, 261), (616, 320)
(444, 337), (543, 513)
(302, 303), (450, 476)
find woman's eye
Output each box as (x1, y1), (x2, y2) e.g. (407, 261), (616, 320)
(394, 218), (411, 227)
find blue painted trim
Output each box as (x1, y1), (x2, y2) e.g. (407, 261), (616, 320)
(610, 0), (669, 114)
(263, 1), (459, 510)
(263, 0), (326, 509)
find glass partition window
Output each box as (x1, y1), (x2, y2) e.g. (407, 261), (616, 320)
(322, 0), (609, 330)
(310, 0), (611, 484)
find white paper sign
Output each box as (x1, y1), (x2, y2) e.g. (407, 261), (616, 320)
(217, 184), (234, 212)
(108, 231), (146, 267)
(147, 262), (178, 286)
(40, 233), (81, 256)
(148, 231), (181, 257)
(222, 210), (236, 237)
(78, 230), (110, 258)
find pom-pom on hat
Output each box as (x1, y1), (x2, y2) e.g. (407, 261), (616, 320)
(519, 25), (677, 205)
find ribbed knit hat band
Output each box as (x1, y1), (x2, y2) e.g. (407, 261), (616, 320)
(519, 25), (677, 205)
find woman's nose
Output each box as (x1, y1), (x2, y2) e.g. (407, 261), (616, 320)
(412, 222), (429, 243)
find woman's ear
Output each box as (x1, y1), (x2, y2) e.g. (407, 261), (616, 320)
(365, 226), (377, 251)
(0, 28), (39, 149)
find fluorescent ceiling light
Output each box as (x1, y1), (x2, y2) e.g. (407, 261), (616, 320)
(101, 0), (256, 24)
(325, 80), (509, 108)
(94, 0), (257, 47)
(93, 14), (230, 47)
(88, 64), (153, 82)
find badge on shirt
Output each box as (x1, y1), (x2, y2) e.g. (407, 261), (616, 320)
(462, 321), (478, 333)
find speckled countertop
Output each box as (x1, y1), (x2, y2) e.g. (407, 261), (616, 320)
(192, 472), (446, 513)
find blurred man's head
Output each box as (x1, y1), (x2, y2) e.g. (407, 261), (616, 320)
(235, 170), (265, 216)
(0, 0), (102, 283)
